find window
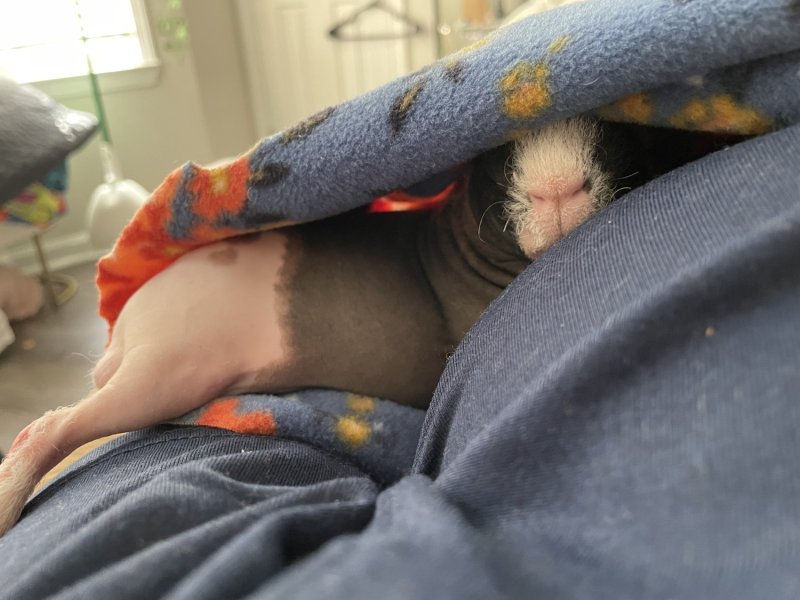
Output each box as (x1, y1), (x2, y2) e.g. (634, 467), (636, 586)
(0, 0), (157, 85)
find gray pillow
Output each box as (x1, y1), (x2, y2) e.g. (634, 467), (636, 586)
(0, 77), (97, 203)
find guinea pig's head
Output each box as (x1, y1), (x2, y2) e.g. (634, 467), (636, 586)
(504, 117), (624, 260)
(468, 116), (650, 260)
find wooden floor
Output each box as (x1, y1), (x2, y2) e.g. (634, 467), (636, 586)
(0, 262), (107, 453)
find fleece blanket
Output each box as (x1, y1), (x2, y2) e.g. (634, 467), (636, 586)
(170, 391), (425, 483)
(95, 0), (800, 435)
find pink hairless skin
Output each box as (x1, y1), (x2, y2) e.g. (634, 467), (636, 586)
(1, 117), (709, 537)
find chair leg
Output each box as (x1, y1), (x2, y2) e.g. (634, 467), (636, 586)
(32, 232), (59, 308)
(31, 233), (78, 308)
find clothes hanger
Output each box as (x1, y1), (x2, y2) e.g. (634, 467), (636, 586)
(328, 0), (424, 41)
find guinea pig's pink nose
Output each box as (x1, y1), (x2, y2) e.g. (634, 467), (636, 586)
(529, 176), (588, 204)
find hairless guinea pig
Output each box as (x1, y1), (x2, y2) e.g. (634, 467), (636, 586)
(0, 117), (746, 536)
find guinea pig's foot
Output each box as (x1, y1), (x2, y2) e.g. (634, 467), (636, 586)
(0, 408), (76, 537)
(0, 449), (38, 537)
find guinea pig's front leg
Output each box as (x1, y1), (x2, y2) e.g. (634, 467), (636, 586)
(0, 232), (292, 537)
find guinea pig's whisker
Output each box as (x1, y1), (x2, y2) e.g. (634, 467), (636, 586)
(503, 153), (517, 182)
(612, 186), (633, 198)
(70, 352), (97, 365)
(477, 201), (507, 242)
(614, 170), (640, 182)
(592, 142), (608, 161)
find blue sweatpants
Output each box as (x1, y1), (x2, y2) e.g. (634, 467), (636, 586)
(1, 124), (799, 599)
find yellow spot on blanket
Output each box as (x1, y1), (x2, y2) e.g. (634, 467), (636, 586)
(617, 93), (653, 123)
(210, 168), (230, 195)
(346, 394), (376, 414)
(500, 61), (552, 119)
(459, 36), (491, 55)
(671, 95), (772, 135)
(337, 416), (372, 448)
(597, 93), (653, 124)
(547, 36), (571, 53)
(399, 81), (424, 114)
(161, 245), (186, 257)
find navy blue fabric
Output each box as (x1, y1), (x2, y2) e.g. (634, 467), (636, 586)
(1, 124), (799, 598)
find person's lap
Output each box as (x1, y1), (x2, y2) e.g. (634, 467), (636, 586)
(1, 124), (799, 599)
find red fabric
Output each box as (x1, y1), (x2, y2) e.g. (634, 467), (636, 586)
(195, 397), (277, 436)
(368, 180), (461, 213)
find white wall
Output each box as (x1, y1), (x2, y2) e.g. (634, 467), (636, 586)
(236, 0), (439, 137)
(182, 0), (257, 159)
